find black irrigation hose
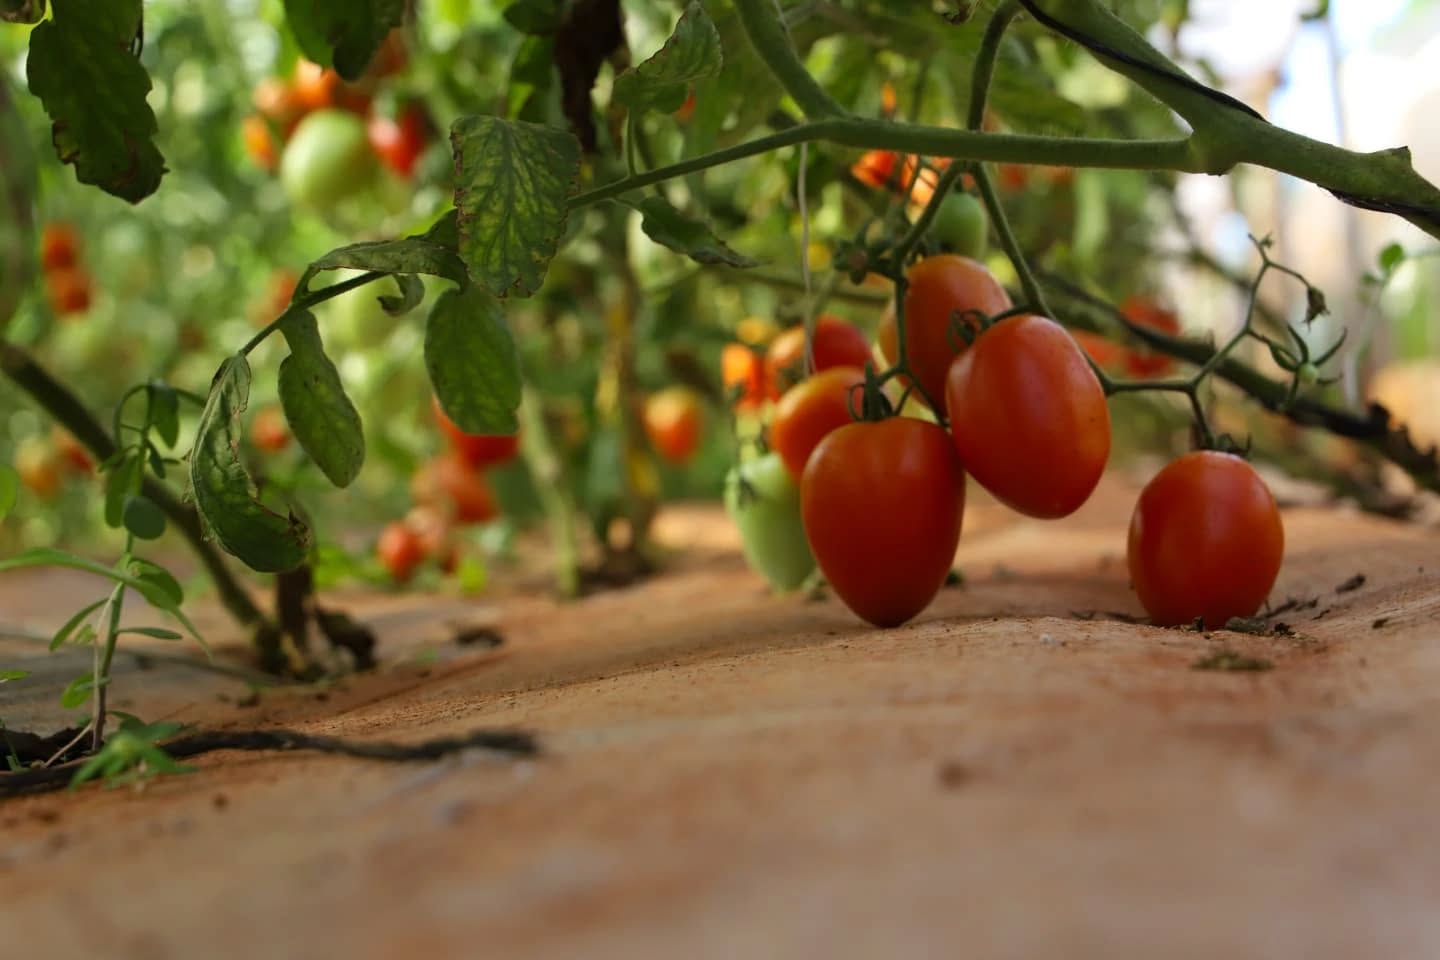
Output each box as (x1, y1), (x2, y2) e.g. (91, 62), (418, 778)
(0, 726), (539, 798)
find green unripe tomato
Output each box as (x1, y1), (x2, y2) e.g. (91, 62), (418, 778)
(724, 452), (816, 593)
(320, 269), (396, 351)
(280, 109), (379, 212)
(931, 191), (987, 260)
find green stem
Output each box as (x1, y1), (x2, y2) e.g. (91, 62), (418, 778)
(732, 0), (847, 120)
(0, 341), (268, 632)
(91, 575), (126, 752)
(240, 270), (384, 356)
(568, 121), (1199, 211)
(969, 2), (1021, 130)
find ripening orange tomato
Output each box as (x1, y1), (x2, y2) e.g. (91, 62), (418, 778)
(412, 453), (499, 525)
(242, 114), (280, 172)
(721, 342), (769, 410)
(252, 77), (303, 138)
(51, 427), (94, 474)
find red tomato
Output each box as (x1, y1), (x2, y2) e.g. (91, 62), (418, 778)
(366, 28), (409, 79)
(367, 106), (427, 179)
(251, 406), (291, 452)
(945, 314), (1111, 519)
(1071, 330), (1128, 372)
(765, 316), (874, 396)
(377, 521), (425, 584)
(39, 222), (80, 272)
(770, 366), (864, 481)
(997, 163), (1029, 192)
(643, 386), (704, 465)
(241, 114), (279, 172)
(45, 267), (92, 317)
(1120, 295), (1182, 379)
(431, 396), (521, 468)
(801, 417), (965, 627)
(877, 254), (1012, 411)
(412, 453), (499, 525)
(721, 342), (770, 410)
(1127, 451), (1284, 628)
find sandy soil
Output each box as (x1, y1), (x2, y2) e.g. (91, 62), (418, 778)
(1, 474), (1437, 959)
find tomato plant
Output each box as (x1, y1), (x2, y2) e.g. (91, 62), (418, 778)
(367, 105), (428, 180)
(724, 452), (815, 593)
(1127, 451), (1285, 628)
(877, 255), (1012, 411)
(642, 386), (704, 466)
(946, 314), (1111, 519)
(412, 453), (499, 526)
(721, 343), (770, 410)
(769, 365), (865, 481)
(801, 417), (964, 628)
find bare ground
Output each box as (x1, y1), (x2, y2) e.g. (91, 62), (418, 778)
(1, 473), (1437, 959)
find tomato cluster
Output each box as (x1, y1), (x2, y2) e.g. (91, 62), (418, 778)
(242, 30), (429, 198)
(374, 397), (518, 584)
(720, 254), (1285, 631)
(38, 222), (92, 318)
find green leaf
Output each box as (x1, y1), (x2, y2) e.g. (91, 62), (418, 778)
(424, 285), (522, 435)
(188, 355), (311, 573)
(278, 311), (366, 488)
(104, 453), (140, 529)
(1379, 242), (1406, 274)
(450, 115), (581, 298)
(129, 558), (183, 610)
(25, 0), (165, 203)
(122, 494), (167, 540)
(612, 1), (722, 114)
(1, 0), (46, 24)
(379, 274), (426, 317)
(282, 0), (406, 82)
(628, 196), (758, 268)
(295, 235), (469, 301)
(0, 464), (17, 521)
(503, 0), (560, 34)
(0, 669), (29, 682)
(148, 382), (180, 448)
(116, 626), (183, 641)
(59, 674), (97, 709)
(50, 598), (105, 651)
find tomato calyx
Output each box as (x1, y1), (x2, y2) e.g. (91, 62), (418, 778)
(944, 303), (1034, 352)
(848, 364), (897, 424)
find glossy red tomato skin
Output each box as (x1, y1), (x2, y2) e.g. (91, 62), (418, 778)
(801, 418), (965, 628)
(945, 314), (1111, 519)
(877, 255), (1012, 411)
(367, 106), (427, 179)
(1127, 451), (1285, 628)
(770, 366), (864, 481)
(643, 386), (704, 465)
(432, 396), (520, 468)
(765, 316), (873, 396)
